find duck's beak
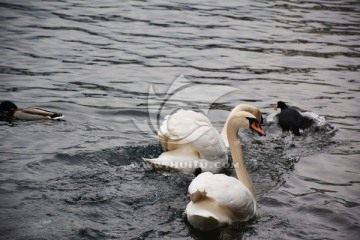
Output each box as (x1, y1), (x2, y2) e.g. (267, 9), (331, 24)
(273, 104), (278, 111)
(250, 121), (266, 136)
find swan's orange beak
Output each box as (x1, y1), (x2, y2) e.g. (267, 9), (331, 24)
(250, 121), (266, 136)
(273, 104), (278, 111)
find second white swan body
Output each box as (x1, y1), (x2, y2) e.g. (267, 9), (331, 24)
(186, 111), (265, 230)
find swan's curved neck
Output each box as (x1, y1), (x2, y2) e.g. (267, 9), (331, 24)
(226, 120), (256, 197)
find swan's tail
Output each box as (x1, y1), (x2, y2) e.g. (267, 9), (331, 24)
(185, 199), (232, 231)
(187, 214), (221, 231)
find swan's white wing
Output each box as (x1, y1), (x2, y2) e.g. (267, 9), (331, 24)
(188, 172), (256, 221)
(159, 109), (212, 148)
(159, 109), (227, 162)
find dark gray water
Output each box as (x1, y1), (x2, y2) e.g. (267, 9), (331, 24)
(0, 0), (359, 239)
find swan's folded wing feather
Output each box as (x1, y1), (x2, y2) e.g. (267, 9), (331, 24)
(158, 109), (227, 162)
(159, 109), (212, 141)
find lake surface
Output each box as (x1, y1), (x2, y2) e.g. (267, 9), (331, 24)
(0, 0), (359, 239)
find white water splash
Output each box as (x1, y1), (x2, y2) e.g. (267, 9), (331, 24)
(301, 111), (326, 126)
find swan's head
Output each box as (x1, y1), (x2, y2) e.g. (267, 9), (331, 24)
(0, 101), (18, 112)
(248, 108), (264, 132)
(248, 106), (264, 126)
(274, 101), (288, 111)
(230, 111), (266, 136)
(247, 117), (266, 136)
(233, 103), (264, 126)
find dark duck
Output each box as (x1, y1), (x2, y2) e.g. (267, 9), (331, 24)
(0, 101), (63, 120)
(274, 101), (305, 136)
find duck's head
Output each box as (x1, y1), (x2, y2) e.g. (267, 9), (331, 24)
(274, 101), (288, 111)
(0, 101), (18, 112)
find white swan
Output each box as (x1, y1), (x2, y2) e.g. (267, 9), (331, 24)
(144, 109), (228, 173)
(185, 111), (265, 231)
(143, 104), (263, 174)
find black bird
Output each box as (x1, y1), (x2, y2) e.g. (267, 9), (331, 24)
(0, 101), (63, 120)
(274, 101), (304, 136)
